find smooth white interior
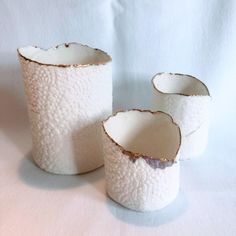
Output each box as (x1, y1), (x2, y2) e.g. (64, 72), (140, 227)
(153, 73), (210, 96)
(18, 43), (111, 65)
(104, 110), (180, 160)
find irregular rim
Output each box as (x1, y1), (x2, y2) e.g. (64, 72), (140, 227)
(152, 72), (211, 97)
(17, 42), (112, 68)
(102, 109), (181, 167)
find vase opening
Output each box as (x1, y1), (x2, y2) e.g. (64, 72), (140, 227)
(152, 73), (210, 96)
(103, 110), (181, 161)
(17, 42), (111, 67)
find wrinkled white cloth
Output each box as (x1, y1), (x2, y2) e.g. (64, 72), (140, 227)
(0, 0), (236, 235)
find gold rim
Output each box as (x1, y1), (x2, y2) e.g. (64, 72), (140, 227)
(17, 42), (112, 68)
(102, 109), (181, 168)
(152, 72), (211, 97)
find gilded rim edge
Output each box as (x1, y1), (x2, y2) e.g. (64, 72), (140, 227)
(102, 109), (182, 168)
(17, 42), (112, 68)
(151, 72), (211, 97)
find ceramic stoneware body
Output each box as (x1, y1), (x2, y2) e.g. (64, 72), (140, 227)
(102, 110), (181, 212)
(18, 43), (112, 174)
(152, 73), (211, 160)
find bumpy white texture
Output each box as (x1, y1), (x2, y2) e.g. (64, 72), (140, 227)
(152, 88), (211, 159)
(102, 131), (179, 212)
(19, 57), (112, 174)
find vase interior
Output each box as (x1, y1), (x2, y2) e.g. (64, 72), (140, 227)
(103, 110), (181, 161)
(18, 43), (111, 66)
(153, 73), (210, 96)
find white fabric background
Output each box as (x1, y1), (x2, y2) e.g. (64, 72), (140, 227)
(0, 0), (236, 235)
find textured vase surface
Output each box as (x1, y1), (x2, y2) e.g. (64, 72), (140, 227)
(102, 110), (181, 211)
(18, 42), (112, 174)
(152, 72), (211, 159)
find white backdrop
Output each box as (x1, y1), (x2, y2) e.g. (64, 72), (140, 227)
(0, 0), (236, 235)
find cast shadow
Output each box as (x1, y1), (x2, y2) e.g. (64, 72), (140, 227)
(18, 152), (105, 191)
(106, 190), (187, 227)
(0, 64), (31, 153)
(72, 119), (105, 173)
(113, 74), (153, 111)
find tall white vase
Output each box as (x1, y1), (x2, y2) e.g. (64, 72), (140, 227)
(152, 72), (211, 160)
(18, 42), (112, 174)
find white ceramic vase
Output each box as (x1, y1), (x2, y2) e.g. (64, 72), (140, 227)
(102, 110), (181, 212)
(18, 42), (112, 174)
(152, 72), (211, 160)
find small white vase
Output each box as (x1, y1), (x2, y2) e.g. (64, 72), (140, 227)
(18, 42), (112, 174)
(102, 109), (181, 212)
(152, 72), (211, 159)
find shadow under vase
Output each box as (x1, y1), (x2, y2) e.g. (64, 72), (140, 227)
(18, 151), (105, 191)
(106, 189), (188, 227)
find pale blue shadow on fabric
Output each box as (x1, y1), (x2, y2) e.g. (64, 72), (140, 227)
(106, 190), (188, 227)
(18, 152), (104, 191)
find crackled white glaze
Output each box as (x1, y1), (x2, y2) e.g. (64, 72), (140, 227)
(152, 73), (211, 159)
(18, 43), (112, 174)
(102, 110), (181, 212)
